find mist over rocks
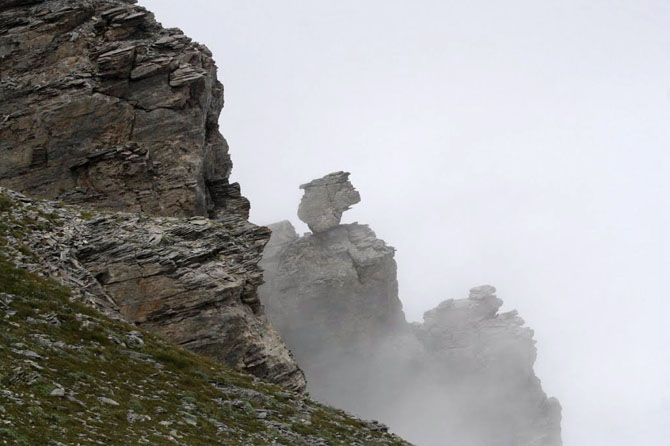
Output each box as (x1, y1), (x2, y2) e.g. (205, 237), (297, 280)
(0, 0), (305, 391)
(0, 0), (561, 442)
(260, 171), (562, 445)
(261, 173), (406, 361)
(412, 285), (562, 445)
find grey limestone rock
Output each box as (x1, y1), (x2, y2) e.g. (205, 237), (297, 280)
(0, 0), (247, 220)
(297, 171), (361, 233)
(260, 172), (562, 445)
(412, 285), (562, 446)
(260, 220), (406, 365)
(0, 0), (305, 391)
(0, 188), (306, 391)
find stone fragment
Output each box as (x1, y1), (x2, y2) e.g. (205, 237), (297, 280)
(125, 331), (144, 348)
(15, 350), (42, 360)
(297, 171), (361, 233)
(99, 397), (120, 406)
(97, 46), (136, 78)
(169, 65), (205, 87)
(127, 410), (150, 423)
(130, 57), (174, 80)
(49, 388), (65, 397)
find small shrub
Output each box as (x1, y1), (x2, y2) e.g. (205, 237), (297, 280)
(129, 398), (145, 413)
(0, 427), (29, 446)
(79, 210), (95, 220)
(0, 194), (13, 213)
(155, 350), (193, 370)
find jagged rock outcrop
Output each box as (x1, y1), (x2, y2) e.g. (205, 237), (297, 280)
(0, 187), (306, 391)
(259, 172), (562, 445)
(260, 217), (416, 415)
(0, 0), (305, 390)
(298, 171), (361, 233)
(409, 285), (562, 446)
(0, 195), (409, 445)
(0, 0), (244, 219)
(260, 219), (406, 358)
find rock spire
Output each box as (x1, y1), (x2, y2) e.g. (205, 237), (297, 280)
(297, 171), (361, 233)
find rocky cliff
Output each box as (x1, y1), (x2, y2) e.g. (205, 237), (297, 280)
(0, 189), (409, 445)
(0, 0), (243, 219)
(259, 172), (562, 445)
(263, 173), (406, 361)
(0, 0), (305, 391)
(0, 1), (561, 443)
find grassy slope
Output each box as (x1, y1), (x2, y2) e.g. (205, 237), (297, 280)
(0, 191), (408, 446)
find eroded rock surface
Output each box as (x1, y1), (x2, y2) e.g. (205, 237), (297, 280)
(261, 221), (405, 359)
(0, 0), (305, 391)
(260, 172), (562, 445)
(0, 197), (409, 445)
(297, 171), (361, 233)
(0, 188), (306, 391)
(410, 285), (562, 446)
(0, 0), (245, 219)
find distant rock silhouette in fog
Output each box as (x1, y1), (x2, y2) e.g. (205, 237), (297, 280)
(260, 171), (562, 446)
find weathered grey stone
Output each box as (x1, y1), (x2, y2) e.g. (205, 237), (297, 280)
(49, 388), (65, 397)
(411, 286), (562, 446)
(297, 171), (361, 233)
(260, 221), (406, 361)
(0, 188), (306, 392)
(169, 64), (206, 87)
(0, 0), (305, 392)
(98, 397), (120, 406)
(260, 173), (562, 446)
(0, 0), (242, 220)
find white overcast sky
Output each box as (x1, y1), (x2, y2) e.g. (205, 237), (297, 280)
(141, 1), (669, 444)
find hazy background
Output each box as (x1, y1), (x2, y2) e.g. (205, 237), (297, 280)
(141, 1), (669, 444)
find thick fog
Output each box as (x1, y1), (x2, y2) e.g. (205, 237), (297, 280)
(141, 1), (669, 444)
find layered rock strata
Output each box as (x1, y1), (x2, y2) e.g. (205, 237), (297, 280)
(0, 0), (244, 219)
(259, 172), (562, 445)
(0, 0), (305, 390)
(0, 190), (409, 445)
(0, 187), (306, 390)
(261, 220), (406, 360)
(298, 171), (361, 233)
(409, 285), (562, 446)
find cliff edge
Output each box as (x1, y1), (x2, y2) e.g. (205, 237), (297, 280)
(0, 0), (305, 391)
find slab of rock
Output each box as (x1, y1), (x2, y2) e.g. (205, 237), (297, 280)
(98, 397), (120, 406)
(297, 171), (361, 233)
(49, 388), (65, 397)
(0, 188), (306, 392)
